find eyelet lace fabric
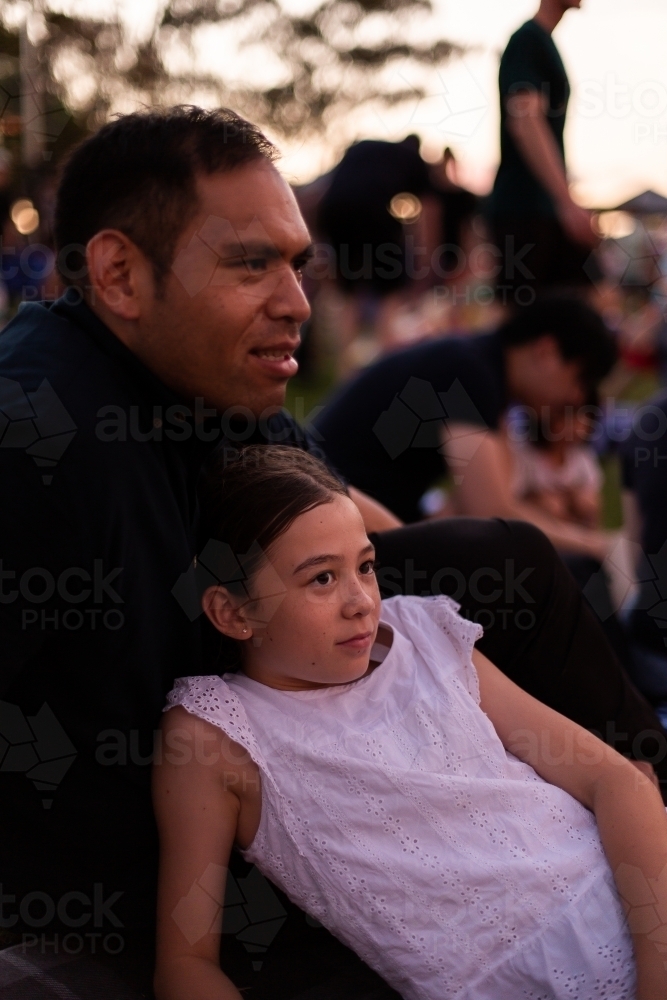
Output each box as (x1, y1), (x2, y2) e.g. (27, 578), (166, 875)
(165, 595), (635, 1000)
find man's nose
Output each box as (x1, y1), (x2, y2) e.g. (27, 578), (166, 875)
(266, 266), (311, 325)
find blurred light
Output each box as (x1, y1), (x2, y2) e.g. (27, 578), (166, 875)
(389, 192), (422, 223)
(594, 211), (636, 240)
(10, 198), (39, 235)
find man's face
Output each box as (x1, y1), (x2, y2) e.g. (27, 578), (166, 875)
(141, 160), (312, 416)
(509, 334), (586, 412)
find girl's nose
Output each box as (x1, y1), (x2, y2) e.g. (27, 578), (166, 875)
(344, 579), (376, 617)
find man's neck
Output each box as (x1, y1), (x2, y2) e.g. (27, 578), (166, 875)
(533, 0), (566, 34)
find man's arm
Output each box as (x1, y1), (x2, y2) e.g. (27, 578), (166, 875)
(475, 647), (667, 999)
(505, 89), (597, 248)
(441, 422), (612, 560)
(348, 486), (403, 533)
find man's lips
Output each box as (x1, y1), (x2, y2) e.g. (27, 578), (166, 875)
(249, 345), (299, 379)
(336, 631), (374, 651)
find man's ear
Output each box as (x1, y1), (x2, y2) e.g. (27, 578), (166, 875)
(202, 585), (252, 640)
(86, 229), (153, 320)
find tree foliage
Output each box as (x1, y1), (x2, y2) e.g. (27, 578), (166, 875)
(0, 0), (460, 141)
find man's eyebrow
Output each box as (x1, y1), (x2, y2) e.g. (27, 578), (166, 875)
(293, 243), (315, 264)
(293, 542), (375, 576)
(217, 241), (282, 262)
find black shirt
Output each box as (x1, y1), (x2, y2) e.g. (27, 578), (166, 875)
(314, 332), (507, 524)
(490, 20), (570, 217)
(0, 294), (326, 931)
(621, 393), (667, 654)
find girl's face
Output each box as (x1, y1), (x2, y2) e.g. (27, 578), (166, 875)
(210, 494), (382, 691)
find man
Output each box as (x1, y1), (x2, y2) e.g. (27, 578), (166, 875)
(314, 296), (613, 560)
(487, 0), (599, 296)
(0, 108), (663, 998)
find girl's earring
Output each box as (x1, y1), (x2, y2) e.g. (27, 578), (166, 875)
(242, 627), (248, 634)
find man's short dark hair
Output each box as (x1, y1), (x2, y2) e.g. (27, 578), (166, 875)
(54, 106), (277, 292)
(499, 296), (618, 389)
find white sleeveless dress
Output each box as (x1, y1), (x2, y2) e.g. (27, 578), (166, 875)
(166, 595), (635, 1000)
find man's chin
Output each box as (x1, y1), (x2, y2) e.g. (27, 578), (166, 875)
(213, 382), (288, 420)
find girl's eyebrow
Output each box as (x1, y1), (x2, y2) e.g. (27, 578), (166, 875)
(293, 543), (375, 576)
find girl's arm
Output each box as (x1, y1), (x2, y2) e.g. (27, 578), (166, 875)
(474, 648), (667, 1000)
(152, 706), (247, 1000)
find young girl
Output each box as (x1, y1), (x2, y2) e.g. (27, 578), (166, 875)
(507, 404), (602, 529)
(153, 446), (667, 1000)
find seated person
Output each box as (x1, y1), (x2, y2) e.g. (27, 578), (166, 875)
(154, 445), (665, 1000)
(315, 297), (614, 562)
(1, 108), (663, 1000)
(507, 403), (602, 528)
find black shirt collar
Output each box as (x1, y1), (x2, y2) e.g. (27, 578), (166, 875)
(49, 293), (189, 412)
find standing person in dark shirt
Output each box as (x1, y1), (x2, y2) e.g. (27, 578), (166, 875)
(488, 0), (598, 298)
(0, 108), (664, 999)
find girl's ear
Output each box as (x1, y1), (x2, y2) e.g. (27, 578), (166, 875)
(202, 586), (252, 640)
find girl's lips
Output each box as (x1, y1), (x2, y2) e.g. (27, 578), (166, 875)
(336, 632), (373, 650)
(249, 349), (299, 380)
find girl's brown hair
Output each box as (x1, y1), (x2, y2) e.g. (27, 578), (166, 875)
(197, 445), (348, 669)
(199, 442), (347, 580)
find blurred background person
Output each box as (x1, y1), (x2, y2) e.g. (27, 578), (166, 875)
(429, 146), (478, 282)
(486, 0), (600, 300)
(506, 402), (602, 529)
(314, 296), (616, 562)
(316, 134), (440, 366)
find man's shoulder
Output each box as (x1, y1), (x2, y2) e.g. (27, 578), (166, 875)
(500, 19), (555, 72)
(0, 301), (118, 395)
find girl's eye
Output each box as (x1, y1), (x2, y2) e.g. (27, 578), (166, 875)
(359, 560), (376, 576)
(313, 571), (334, 586)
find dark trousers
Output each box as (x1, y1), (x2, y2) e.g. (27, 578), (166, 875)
(490, 214), (601, 297)
(6, 519), (662, 1000)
